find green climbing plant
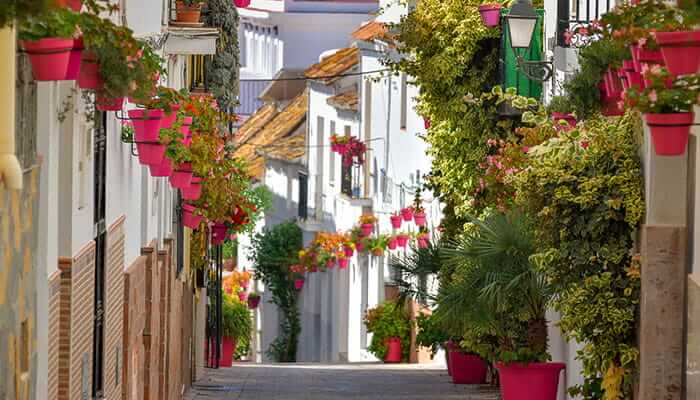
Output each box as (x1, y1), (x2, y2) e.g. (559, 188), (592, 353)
(205, 0), (240, 110)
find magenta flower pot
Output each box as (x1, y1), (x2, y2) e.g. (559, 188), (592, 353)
(388, 238), (398, 250)
(211, 223), (228, 245)
(417, 238), (429, 249)
(148, 157), (172, 177)
(65, 38), (84, 80)
(136, 143), (166, 165)
(655, 30), (700, 76)
(182, 203), (203, 229)
(326, 259), (335, 269)
(396, 235), (409, 248)
(170, 162), (193, 189)
(338, 258), (349, 269)
(401, 208), (413, 222)
(247, 297), (261, 309)
(77, 53), (103, 90)
(219, 336), (236, 368)
(129, 109), (164, 142)
(96, 96), (124, 112)
(413, 212), (427, 227)
(551, 112), (577, 130)
(181, 116), (194, 146)
(294, 278), (305, 290)
(161, 105), (181, 130)
(384, 338), (402, 363)
(361, 224), (374, 237)
(645, 112), (694, 156)
(390, 215), (402, 229)
(630, 44), (664, 73)
(625, 70), (644, 89)
(181, 177), (202, 200)
(478, 4), (502, 28)
(22, 38), (75, 81)
(450, 352), (488, 384)
(234, 0), (251, 7)
(496, 362), (565, 400)
(343, 246), (354, 258)
(356, 242), (365, 252)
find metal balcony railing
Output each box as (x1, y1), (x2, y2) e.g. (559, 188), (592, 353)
(557, 0), (616, 47)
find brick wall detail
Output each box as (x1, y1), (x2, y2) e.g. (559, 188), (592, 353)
(104, 216), (125, 400)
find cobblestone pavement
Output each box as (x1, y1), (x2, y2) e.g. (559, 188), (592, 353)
(185, 363), (500, 400)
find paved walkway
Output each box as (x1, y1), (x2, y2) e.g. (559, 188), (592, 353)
(185, 363), (500, 400)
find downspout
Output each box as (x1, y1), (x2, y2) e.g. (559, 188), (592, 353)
(0, 26), (23, 190)
(384, 73), (391, 201)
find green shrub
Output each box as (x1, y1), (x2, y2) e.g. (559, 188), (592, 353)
(364, 301), (412, 361)
(221, 294), (252, 360)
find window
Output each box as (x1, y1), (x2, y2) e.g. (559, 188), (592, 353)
(298, 172), (308, 220)
(400, 73), (407, 130)
(329, 121), (336, 185)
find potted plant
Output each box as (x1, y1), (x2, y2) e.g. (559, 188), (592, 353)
(369, 235), (389, 257)
(330, 134), (350, 155)
(478, 2), (502, 28)
(237, 288), (248, 302)
(220, 294), (252, 367)
(359, 214), (377, 236)
(364, 301), (411, 363)
(396, 233), (410, 248)
(338, 254), (350, 269)
(294, 277), (305, 290)
(390, 212), (402, 229)
(175, 0), (203, 23)
(387, 236), (398, 251)
(624, 66), (699, 156)
(181, 203), (203, 229)
(19, 8), (79, 81)
(247, 292), (261, 309)
(341, 136), (368, 167)
(416, 232), (430, 249)
(546, 96), (577, 130)
(654, 30), (700, 76)
(400, 206), (413, 222)
(415, 314), (450, 363)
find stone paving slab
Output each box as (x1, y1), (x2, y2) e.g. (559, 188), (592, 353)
(185, 363), (500, 400)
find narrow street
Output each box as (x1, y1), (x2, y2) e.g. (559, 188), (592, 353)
(185, 364), (500, 400)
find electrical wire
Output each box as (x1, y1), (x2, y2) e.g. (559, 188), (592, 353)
(239, 68), (392, 82)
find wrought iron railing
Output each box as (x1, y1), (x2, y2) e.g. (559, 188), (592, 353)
(557, 0), (616, 47)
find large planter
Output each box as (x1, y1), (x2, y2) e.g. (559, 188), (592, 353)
(390, 215), (402, 229)
(645, 112), (695, 156)
(78, 52), (103, 90)
(129, 109), (164, 142)
(478, 4), (502, 28)
(360, 223), (374, 237)
(22, 38), (75, 81)
(450, 352), (488, 384)
(413, 212), (427, 227)
(496, 362), (566, 400)
(170, 162), (193, 189)
(219, 336), (237, 368)
(175, 1), (202, 23)
(66, 38), (84, 81)
(384, 338), (402, 363)
(655, 30), (700, 76)
(136, 143), (166, 165)
(211, 223), (228, 245)
(148, 157), (172, 177)
(248, 296), (261, 309)
(181, 176), (202, 200)
(294, 278), (305, 290)
(551, 112), (577, 130)
(182, 203), (202, 229)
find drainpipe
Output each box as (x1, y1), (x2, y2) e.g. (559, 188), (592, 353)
(384, 73), (391, 201)
(0, 26), (23, 190)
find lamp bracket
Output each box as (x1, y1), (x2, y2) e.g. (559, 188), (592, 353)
(516, 56), (553, 82)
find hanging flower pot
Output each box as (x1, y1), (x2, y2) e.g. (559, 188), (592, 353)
(170, 162), (193, 189)
(338, 258), (349, 269)
(625, 70), (644, 90)
(234, 0), (251, 7)
(654, 31), (700, 77)
(343, 245), (354, 258)
(129, 109), (164, 142)
(413, 211), (427, 227)
(645, 113), (695, 156)
(175, 1), (203, 23)
(294, 278), (305, 290)
(417, 238), (429, 249)
(496, 362), (566, 400)
(390, 215), (402, 229)
(400, 207), (413, 222)
(326, 259), (335, 269)
(181, 176), (203, 200)
(211, 222), (228, 245)
(22, 38), (75, 81)
(478, 4), (502, 28)
(66, 38), (84, 81)
(396, 234), (409, 248)
(182, 203), (203, 229)
(551, 112), (577, 130)
(77, 52), (103, 90)
(240, 280), (250, 290)
(96, 95), (124, 112)
(56, 0), (83, 11)
(371, 248), (385, 257)
(237, 291), (248, 302)
(161, 105), (181, 130)
(356, 241), (365, 253)
(136, 143), (167, 165)
(148, 157), (172, 177)
(384, 338), (402, 363)
(630, 44), (664, 73)
(247, 296), (261, 309)
(181, 116), (194, 146)
(360, 223), (374, 237)
(388, 237), (398, 250)
(450, 352), (488, 384)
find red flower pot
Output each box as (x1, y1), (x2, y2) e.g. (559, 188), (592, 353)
(450, 351), (488, 384)
(326, 259), (335, 269)
(390, 215), (402, 229)
(294, 278), (305, 290)
(238, 291), (248, 302)
(77, 52), (103, 90)
(234, 0), (251, 7)
(170, 162), (193, 189)
(388, 237), (398, 250)
(343, 246), (354, 258)
(496, 362), (566, 400)
(338, 258), (349, 269)
(445, 341), (458, 376)
(413, 212), (427, 227)
(136, 143), (166, 165)
(478, 4), (501, 28)
(360, 223), (374, 237)
(96, 96), (124, 112)
(384, 338), (402, 363)
(22, 38), (75, 81)
(625, 70), (644, 90)
(551, 112), (577, 130)
(396, 235), (409, 248)
(148, 157), (172, 177)
(645, 112), (694, 156)
(630, 44), (664, 73)
(219, 336), (237, 368)
(240, 280), (249, 289)
(248, 297), (261, 309)
(211, 223), (228, 245)
(182, 203), (203, 229)
(655, 30), (700, 76)
(129, 109), (164, 142)
(66, 38), (84, 80)
(161, 105), (181, 130)
(182, 177), (202, 200)
(400, 207), (413, 222)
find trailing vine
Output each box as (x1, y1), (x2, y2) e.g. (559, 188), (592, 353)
(251, 221), (303, 362)
(205, 0), (240, 110)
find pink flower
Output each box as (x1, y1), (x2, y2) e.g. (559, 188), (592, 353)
(648, 90), (658, 103)
(563, 29), (573, 45)
(638, 37), (647, 48)
(522, 146), (530, 153)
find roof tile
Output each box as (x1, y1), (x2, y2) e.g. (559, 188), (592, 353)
(327, 90), (359, 111)
(304, 47), (359, 84)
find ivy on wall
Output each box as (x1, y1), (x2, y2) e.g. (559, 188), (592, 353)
(205, 0), (240, 110)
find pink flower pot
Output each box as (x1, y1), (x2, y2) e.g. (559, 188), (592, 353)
(400, 208), (413, 222)
(219, 336), (237, 368)
(478, 4), (502, 28)
(77, 53), (103, 90)
(211, 223), (228, 245)
(384, 338), (402, 363)
(238, 291), (248, 302)
(248, 297), (260, 309)
(396, 235), (409, 248)
(338, 258), (349, 269)
(356, 242), (365, 252)
(417, 239), (429, 249)
(413, 212), (427, 227)
(161, 105), (181, 130)
(181, 177), (202, 200)
(22, 38), (75, 81)
(148, 157), (172, 177)
(67, 0), (82, 11)
(181, 116), (194, 146)
(390, 215), (402, 229)
(496, 362), (566, 400)
(551, 112), (577, 130)
(65, 38), (84, 80)
(625, 70), (644, 90)
(326, 259), (335, 269)
(645, 112), (694, 156)
(655, 30), (700, 76)
(182, 203), (203, 229)
(96, 96), (124, 112)
(170, 163), (193, 189)
(388, 237), (398, 250)
(136, 143), (166, 165)
(450, 352), (488, 384)
(129, 109), (164, 142)
(361, 223), (374, 237)
(294, 278), (305, 290)
(630, 44), (664, 73)
(343, 246), (354, 258)
(234, 0), (251, 7)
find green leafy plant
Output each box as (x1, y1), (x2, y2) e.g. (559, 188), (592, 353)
(0, 0), (51, 29)
(624, 67), (700, 113)
(18, 7), (78, 40)
(221, 294), (252, 360)
(205, 0), (240, 110)
(415, 314), (450, 358)
(364, 301), (412, 361)
(251, 221), (303, 362)
(546, 95), (575, 115)
(389, 237), (442, 305)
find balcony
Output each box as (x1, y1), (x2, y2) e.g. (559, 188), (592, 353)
(164, 0), (220, 56)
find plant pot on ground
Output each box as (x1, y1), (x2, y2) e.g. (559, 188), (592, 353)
(221, 294), (252, 367)
(546, 96), (577, 130)
(364, 301), (411, 363)
(450, 351), (488, 384)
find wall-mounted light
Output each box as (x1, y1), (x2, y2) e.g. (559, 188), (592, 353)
(505, 0), (553, 82)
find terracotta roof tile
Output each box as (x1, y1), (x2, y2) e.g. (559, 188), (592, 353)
(327, 90), (359, 111)
(352, 21), (392, 43)
(304, 47), (359, 84)
(236, 103), (278, 145)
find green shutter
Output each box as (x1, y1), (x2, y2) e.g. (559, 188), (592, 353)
(501, 8), (545, 100)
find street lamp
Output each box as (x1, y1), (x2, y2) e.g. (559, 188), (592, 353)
(505, 0), (552, 82)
